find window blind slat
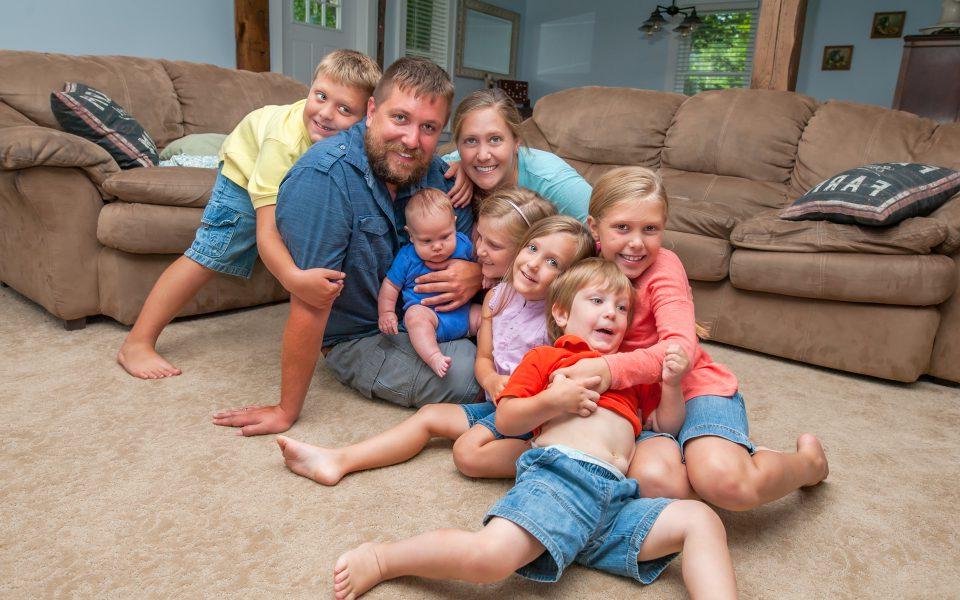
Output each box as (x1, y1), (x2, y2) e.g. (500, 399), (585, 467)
(673, 7), (759, 94)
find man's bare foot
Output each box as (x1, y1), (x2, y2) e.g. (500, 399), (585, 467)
(426, 353), (452, 378)
(796, 433), (829, 487)
(276, 435), (347, 486)
(334, 542), (385, 600)
(117, 340), (182, 379)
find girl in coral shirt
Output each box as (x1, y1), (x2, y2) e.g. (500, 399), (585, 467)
(551, 166), (829, 510)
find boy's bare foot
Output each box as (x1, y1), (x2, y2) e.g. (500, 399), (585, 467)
(333, 542), (385, 600)
(426, 353), (452, 378)
(117, 341), (182, 379)
(796, 433), (829, 487)
(276, 435), (347, 486)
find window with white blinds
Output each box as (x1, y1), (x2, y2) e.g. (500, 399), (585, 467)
(404, 0), (451, 71)
(673, 5), (759, 95)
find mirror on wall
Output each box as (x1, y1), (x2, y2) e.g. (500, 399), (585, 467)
(455, 0), (520, 80)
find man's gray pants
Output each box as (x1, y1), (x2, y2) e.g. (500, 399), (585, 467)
(324, 333), (481, 407)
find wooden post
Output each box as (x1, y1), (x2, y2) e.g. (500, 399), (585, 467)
(751, 0), (807, 91)
(236, 0), (271, 72)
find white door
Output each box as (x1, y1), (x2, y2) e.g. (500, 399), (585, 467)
(281, 0), (377, 85)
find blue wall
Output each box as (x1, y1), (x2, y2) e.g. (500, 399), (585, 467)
(795, 0), (942, 107)
(0, 0), (236, 67)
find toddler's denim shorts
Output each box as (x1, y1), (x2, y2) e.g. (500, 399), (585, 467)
(634, 392), (755, 461)
(184, 167), (258, 278)
(484, 445), (676, 584)
(460, 401), (532, 441)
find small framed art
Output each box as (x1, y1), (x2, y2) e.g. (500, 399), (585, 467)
(871, 11), (906, 38)
(822, 45), (853, 71)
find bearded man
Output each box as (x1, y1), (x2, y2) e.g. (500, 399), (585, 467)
(214, 57), (481, 435)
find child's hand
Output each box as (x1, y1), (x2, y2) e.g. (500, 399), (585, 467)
(444, 160), (475, 208)
(549, 373), (600, 417)
(288, 268), (345, 310)
(379, 312), (399, 335)
(661, 344), (691, 386)
(211, 404), (295, 436)
(483, 374), (510, 400)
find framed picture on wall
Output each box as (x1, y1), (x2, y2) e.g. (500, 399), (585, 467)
(822, 45), (854, 71)
(871, 11), (906, 38)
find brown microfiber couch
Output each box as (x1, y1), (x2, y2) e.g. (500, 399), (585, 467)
(520, 87), (960, 384)
(0, 50), (305, 329)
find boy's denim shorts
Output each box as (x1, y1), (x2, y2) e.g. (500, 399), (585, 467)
(184, 168), (258, 278)
(678, 391), (755, 455)
(460, 401), (532, 441)
(634, 392), (756, 461)
(484, 445), (677, 584)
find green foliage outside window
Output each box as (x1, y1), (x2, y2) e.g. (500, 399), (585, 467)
(292, 0), (339, 29)
(406, 0), (435, 54)
(681, 11), (754, 95)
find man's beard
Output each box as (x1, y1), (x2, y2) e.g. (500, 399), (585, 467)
(365, 127), (430, 188)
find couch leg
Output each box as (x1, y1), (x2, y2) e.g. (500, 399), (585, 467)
(63, 317), (87, 331)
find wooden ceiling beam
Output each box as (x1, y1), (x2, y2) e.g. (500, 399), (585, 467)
(236, 0), (270, 72)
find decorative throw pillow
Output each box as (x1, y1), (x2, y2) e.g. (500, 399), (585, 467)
(781, 163), (960, 226)
(50, 83), (159, 169)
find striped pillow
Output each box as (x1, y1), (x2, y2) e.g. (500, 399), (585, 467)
(50, 83), (159, 169)
(781, 163), (960, 226)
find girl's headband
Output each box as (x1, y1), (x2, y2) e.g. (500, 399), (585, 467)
(503, 198), (530, 227)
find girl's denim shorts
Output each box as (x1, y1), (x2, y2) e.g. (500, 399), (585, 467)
(635, 392), (755, 460)
(461, 401), (532, 441)
(184, 167), (258, 278)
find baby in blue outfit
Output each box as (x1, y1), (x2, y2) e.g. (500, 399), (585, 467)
(378, 188), (481, 378)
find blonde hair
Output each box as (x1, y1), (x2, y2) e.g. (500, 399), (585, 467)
(588, 167), (710, 339)
(494, 215), (596, 316)
(372, 56), (455, 110)
(451, 88), (525, 147)
(405, 188), (454, 223)
(477, 187), (557, 255)
(546, 258), (634, 343)
(589, 166), (668, 223)
(312, 49), (382, 97)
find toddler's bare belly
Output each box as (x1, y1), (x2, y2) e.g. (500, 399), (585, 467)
(534, 407), (636, 474)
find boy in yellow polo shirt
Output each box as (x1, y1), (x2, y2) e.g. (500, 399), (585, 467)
(118, 49), (381, 379)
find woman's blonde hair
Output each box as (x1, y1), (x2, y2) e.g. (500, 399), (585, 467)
(589, 166), (669, 223)
(451, 88), (525, 148)
(493, 215), (595, 316)
(476, 187), (557, 258)
(546, 258), (634, 343)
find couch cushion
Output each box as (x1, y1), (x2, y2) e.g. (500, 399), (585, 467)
(101, 167), (215, 208)
(661, 167), (791, 215)
(666, 197), (741, 239)
(662, 230), (731, 281)
(0, 50), (183, 148)
(531, 87), (685, 168)
(731, 211), (953, 255)
(98, 202), (201, 254)
(161, 60), (307, 135)
(51, 83), (160, 169)
(729, 250), (957, 306)
(790, 101), (956, 197)
(663, 88), (817, 184)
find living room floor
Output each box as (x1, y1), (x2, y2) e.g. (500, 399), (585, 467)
(2, 286), (958, 599)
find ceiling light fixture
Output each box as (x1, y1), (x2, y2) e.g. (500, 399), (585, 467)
(639, 1), (702, 37)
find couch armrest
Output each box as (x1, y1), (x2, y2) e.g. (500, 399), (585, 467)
(0, 100), (35, 128)
(0, 125), (119, 186)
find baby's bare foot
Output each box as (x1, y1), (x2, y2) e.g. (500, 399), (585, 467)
(426, 353), (452, 378)
(333, 542), (385, 599)
(117, 341), (182, 379)
(276, 435), (347, 486)
(796, 433), (829, 487)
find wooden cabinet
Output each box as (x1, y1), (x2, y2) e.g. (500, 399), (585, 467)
(893, 34), (960, 123)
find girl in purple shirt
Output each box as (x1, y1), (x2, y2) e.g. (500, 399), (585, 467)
(275, 190), (593, 484)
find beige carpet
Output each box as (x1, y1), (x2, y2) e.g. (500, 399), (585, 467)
(2, 286), (958, 599)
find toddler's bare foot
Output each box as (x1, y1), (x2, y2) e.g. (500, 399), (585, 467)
(426, 353), (452, 378)
(117, 340), (182, 379)
(333, 542), (385, 599)
(796, 433), (829, 487)
(276, 435), (347, 486)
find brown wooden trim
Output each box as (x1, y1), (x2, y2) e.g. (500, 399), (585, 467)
(377, 0), (386, 69)
(235, 0), (270, 72)
(751, 0), (807, 91)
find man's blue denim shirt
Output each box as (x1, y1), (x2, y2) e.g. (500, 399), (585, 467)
(275, 121), (473, 347)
